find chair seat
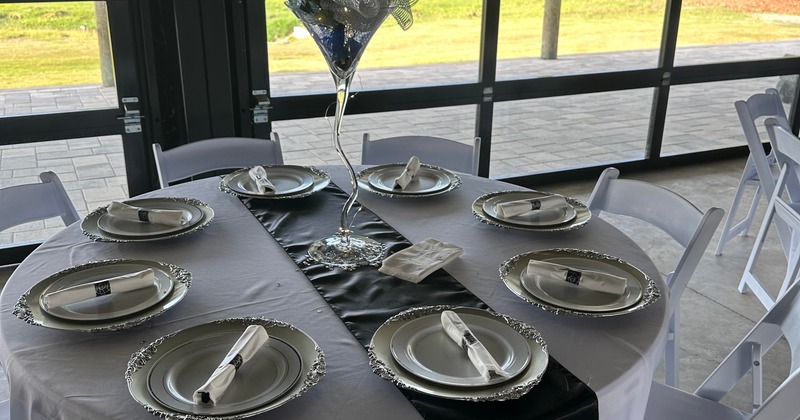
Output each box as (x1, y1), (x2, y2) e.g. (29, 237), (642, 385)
(645, 381), (746, 420)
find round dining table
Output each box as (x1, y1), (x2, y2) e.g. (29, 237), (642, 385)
(0, 165), (668, 420)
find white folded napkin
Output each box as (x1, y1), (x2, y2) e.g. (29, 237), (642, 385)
(524, 259), (628, 296)
(194, 325), (269, 405)
(493, 194), (568, 219)
(440, 310), (512, 382)
(248, 166), (276, 194)
(107, 201), (186, 227)
(393, 156), (421, 190)
(41, 268), (156, 309)
(379, 238), (464, 283)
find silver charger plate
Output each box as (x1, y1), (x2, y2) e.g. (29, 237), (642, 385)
(389, 311), (531, 387)
(13, 259), (191, 332)
(367, 165), (451, 195)
(220, 166), (331, 200)
(357, 164), (462, 198)
(501, 248), (661, 317)
(126, 317), (326, 420)
(369, 306), (548, 402)
(97, 200), (204, 238)
(473, 191), (590, 232)
(147, 335), (302, 416)
(482, 194), (577, 227)
(82, 197), (214, 243)
(39, 262), (174, 322)
(222, 165), (315, 197)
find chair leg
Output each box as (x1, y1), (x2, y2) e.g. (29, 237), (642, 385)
(716, 165), (757, 255)
(739, 185), (763, 237)
(664, 311), (679, 387)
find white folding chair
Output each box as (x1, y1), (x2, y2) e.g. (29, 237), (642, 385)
(152, 134), (284, 188)
(715, 88), (791, 256)
(361, 134), (481, 175)
(644, 271), (800, 420)
(588, 167), (724, 387)
(0, 171), (79, 233)
(738, 124), (800, 310)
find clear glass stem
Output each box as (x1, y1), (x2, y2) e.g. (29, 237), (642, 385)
(332, 73), (358, 238)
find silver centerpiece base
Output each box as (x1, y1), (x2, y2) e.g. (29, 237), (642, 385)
(308, 233), (384, 270)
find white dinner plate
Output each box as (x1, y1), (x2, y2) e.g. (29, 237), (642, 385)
(369, 306), (548, 402)
(357, 164), (462, 198)
(472, 191), (590, 232)
(220, 166), (331, 200)
(482, 193), (577, 227)
(14, 259), (192, 332)
(367, 165), (451, 195)
(389, 311), (531, 387)
(147, 334), (302, 416)
(39, 262), (174, 322)
(501, 249), (661, 317)
(223, 166), (315, 197)
(96, 199), (203, 238)
(81, 197), (214, 243)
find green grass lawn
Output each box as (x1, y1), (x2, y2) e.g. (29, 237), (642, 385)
(0, 0), (798, 88)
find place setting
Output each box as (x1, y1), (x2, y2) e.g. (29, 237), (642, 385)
(368, 305), (548, 401)
(81, 197), (214, 242)
(357, 156), (462, 198)
(12, 258), (191, 332)
(472, 190), (591, 232)
(219, 164), (331, 199)
(126, 317), (325, 419)
(500, 248), (661, 317)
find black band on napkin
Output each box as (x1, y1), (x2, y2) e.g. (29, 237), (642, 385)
(565, 269), (582, 286)
(94, 281), (111, 297)
(137, 209), (149, 222)
(239, 183), (598, 420)
(229, 354), (243, 370)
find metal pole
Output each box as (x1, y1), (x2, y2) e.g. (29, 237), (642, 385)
(541, 0), (561, 59)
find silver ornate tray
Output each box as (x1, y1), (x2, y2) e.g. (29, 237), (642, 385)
(126, 317), (325, 420)
(13, 259), (191, 332)
(369, 306), (548, 401)
(82, 197), (214, 243)
(501, 248), (661, 317)
(473, 191), (590, 232)
(389, 310), (531, 387)
(357, 164), (462, 198)
(220, 165), (330, 200)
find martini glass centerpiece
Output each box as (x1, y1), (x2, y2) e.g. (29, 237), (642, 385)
(286, 0), (415, 269)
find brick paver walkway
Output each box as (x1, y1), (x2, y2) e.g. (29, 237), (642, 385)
(1, 40), (798, 245)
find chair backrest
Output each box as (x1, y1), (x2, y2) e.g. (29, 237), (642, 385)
(587, 167), (724, 314)
(152, 134), (284, 188)
(768, 122), (800, 204)
(361, 134), (481, 175)
(735, 88), (792, 198)
(694, 273), (800, 419)
(0, 171), (80, 233)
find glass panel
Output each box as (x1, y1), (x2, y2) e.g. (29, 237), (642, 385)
(266, 0), (482, 96)
(675, 1), (800, 65)
(662, 77), (793, 157)
(496, 1), (663, 81)
(491, 89), (653, 177)
(272, 105), (477, 165)
(0, 1), (118, 117)
(0, 135), (127, 246)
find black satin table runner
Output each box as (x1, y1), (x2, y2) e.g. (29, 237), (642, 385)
(239, 183), (598, 420)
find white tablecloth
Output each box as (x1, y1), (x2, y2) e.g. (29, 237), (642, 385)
(0, 166), (668, 420)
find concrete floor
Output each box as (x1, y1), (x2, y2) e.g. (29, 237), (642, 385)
(0, 156), (793, 415)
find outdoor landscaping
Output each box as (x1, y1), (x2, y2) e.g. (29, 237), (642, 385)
(0, 0), (798, 89)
